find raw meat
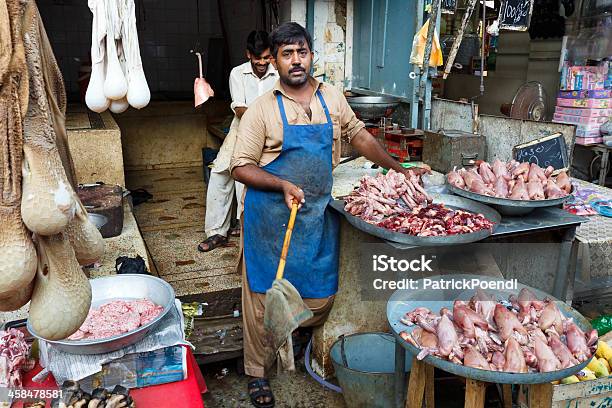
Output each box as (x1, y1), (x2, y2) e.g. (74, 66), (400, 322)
(344, 170), (494, 236)
(376, 204), (494, 237)
(447, 161), (571, 201)
(398, 290), (596, 373)
(68, 298), (164, 340)
(0, 329), (35, 387)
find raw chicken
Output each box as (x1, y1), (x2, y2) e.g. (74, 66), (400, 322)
(469, 178), (495, 196)
(504, 337), (528, 373)
(494, 177), (509, 198)
(494, 304), (528, 343)
(556, 171), (571, 193)
(478, 162), (496, 185)
(512, 162), (530, 179)
(528, 163), (547, 183)
(527, 180), (545, 200)
(464, 345), (492, 370)
(545, 179), (566, 199)
(534, 336), (561, 372)
(538, 301), (564, 334)
(564, 321), (591, 362)
(437, 314), (461, 359)
(509, 176), (529, 200)
(492, 159), (512, 181)
(447, 169), (465, 189)
(547, 333), (579, 368)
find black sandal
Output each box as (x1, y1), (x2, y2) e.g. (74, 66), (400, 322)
(229, 226), (241, 237)
(248, 378), (275, 408)
(197, 235), (228, 252)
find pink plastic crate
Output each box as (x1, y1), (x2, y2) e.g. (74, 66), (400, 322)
(558, 89), (611, 99)
(554, 106), (612, 117)
(553, 113), (609, 125)
(575, 136), (603, 145)
(556, 98), (612, 108)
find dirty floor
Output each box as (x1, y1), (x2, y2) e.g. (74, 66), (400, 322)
(200, 359), (506, 408)
(126, 166), (241, 297)
(201, 357), (346, 408)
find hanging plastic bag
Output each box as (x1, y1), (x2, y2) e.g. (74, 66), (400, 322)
(409, 19), (444, 68)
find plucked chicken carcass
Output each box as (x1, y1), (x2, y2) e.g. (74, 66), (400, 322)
(447, 160), (571, 201)
(398, 289), (597, 373)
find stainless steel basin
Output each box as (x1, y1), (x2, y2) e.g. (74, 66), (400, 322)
(347, 96), (400, 120)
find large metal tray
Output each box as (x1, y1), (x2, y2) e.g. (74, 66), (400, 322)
(28, 274), (175, 354)
(346, 96), (400, 120)
(387, 275), (592, 384)
(329, 193), (501, 246)
(447, 183), (573, 216)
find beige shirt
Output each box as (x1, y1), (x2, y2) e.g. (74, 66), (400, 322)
(230, 77), (365, 173)
(213, 61), (278, 172)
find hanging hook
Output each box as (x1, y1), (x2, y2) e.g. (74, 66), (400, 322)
(190, 50), (204, 79)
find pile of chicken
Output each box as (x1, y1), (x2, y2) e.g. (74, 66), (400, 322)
(345, 169), (433, 222)
(344, 170), (494, 236)
(1, 1), (102, 340)
(399, 288), (598, 373)
(447, 160), (572, 200)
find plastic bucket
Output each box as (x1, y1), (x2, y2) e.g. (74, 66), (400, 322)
(330, 332), (412, 408)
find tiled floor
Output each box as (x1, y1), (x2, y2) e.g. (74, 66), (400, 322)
(126, 166), (241, 298)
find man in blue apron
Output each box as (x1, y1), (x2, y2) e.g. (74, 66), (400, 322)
(230, 22), (428, 407)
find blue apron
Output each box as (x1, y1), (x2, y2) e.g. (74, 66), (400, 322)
(243, 90), (339, 298)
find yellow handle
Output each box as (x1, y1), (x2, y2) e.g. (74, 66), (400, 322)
(276, 200), (299, 280)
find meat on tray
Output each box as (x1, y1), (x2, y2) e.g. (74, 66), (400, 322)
(378, 204), (494, 236)
(399, 288), (598, 373)
(68, 299), (164, 340)
(447, 160), (571, 200)
(344, 170), (494, 236)
(0, 328), (35, 387)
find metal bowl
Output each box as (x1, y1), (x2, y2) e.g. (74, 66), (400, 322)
(87, 213), (108, 230)
(387, 276), (593, 384)
(447, 183), (573, 216)
(28, 274), (175, 354)
(347, 96), (400, 120)
(330, 193), (501, 246)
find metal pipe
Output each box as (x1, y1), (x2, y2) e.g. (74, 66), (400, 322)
(420, 0), (442, 98)
(377, 0), (390, 68)
(480, 0), (486, 95)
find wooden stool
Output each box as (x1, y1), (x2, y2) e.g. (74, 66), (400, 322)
(405, 357), (552, 408)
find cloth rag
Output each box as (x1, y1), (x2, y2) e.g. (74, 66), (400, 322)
(263, 279), (313, 374)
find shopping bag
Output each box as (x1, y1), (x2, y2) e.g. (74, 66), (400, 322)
(409, 19), (444, 68)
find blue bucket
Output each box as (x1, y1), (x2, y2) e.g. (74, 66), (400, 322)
(330, 332), (412, 408)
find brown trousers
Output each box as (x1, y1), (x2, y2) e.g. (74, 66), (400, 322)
(239, 223), (334, 377)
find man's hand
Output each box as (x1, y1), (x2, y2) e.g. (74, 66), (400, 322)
(402, 164), (432, 178)
(281, 180), (305, 210)
(232, 164), (305, 210)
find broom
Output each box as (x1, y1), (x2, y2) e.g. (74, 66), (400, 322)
(263, 200), (313, 372)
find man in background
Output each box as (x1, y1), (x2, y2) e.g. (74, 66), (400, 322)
(198, 31), (277, 252)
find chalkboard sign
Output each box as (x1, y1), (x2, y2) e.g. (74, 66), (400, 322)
(441, 0), (457, 14)
(498, 0), (534, 31)
(512, 133), (569, 172)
